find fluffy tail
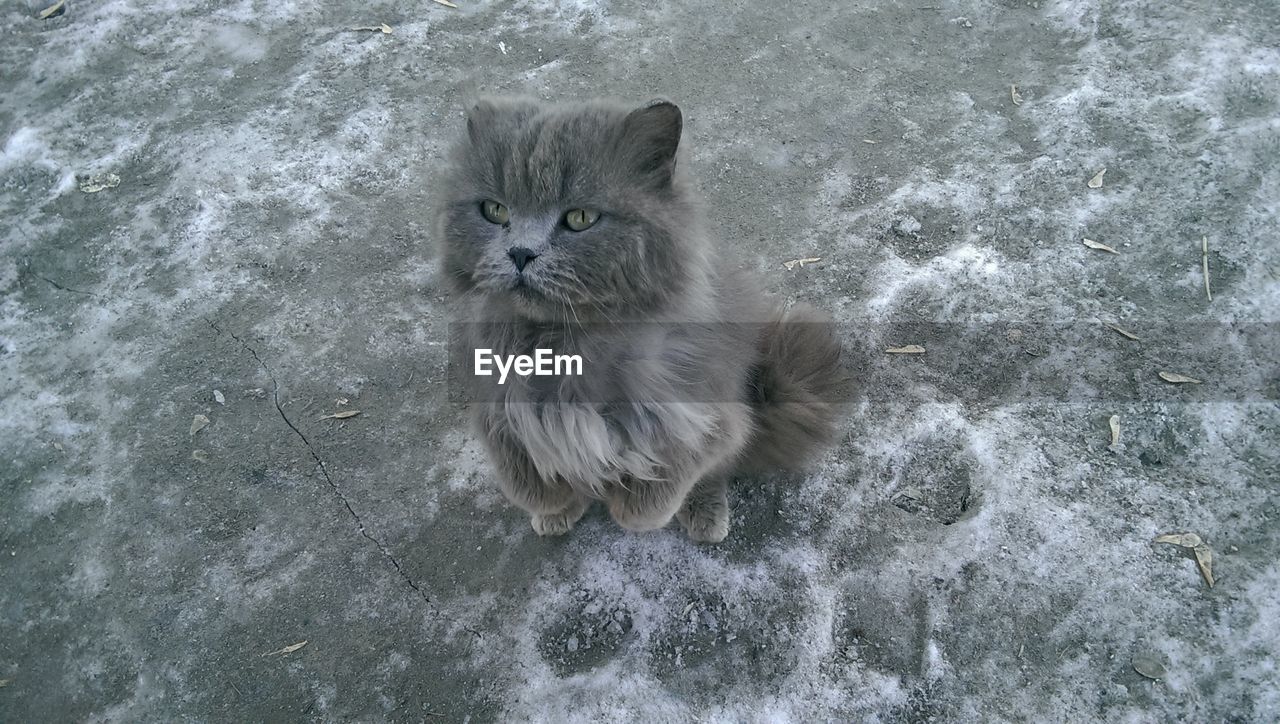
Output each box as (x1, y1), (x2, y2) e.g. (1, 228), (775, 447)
(739, 305), (851, 472)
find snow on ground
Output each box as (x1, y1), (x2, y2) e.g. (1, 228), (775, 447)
(1, 0), (1277, 721)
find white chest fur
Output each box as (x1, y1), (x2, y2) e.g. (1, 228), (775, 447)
(495, 399), (721, 498)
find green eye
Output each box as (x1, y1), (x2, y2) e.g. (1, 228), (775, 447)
(481, 200), (509, 225)
(564, 208), (600, 231)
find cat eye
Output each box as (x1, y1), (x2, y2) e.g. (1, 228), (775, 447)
(563, 208), (600, 232)
(480, 200), (509, 225)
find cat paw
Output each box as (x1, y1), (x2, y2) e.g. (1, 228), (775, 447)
(607, 500), (671, 533)
(529, 497), (589, 536)
(531, 510), (578, 536)
(677, 506), (730, 544)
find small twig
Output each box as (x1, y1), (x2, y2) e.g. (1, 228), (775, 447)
(1104, 322), (1140, 341)
(1201, 235), (1212, 301)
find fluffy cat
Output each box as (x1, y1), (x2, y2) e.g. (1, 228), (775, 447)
(435, 97), (848, 543)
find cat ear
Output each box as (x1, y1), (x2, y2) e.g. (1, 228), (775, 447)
(465, 99), (499, 145)
(622, 99), (682, 185)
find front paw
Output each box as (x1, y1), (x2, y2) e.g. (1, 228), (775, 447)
(677, 505), (729, 544)
(531, 510), (578, 536)
(607, 498), (672, 533)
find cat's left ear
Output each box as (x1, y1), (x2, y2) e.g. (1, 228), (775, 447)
(622, 99), (682, 186)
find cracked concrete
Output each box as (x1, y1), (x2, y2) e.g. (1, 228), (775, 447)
(2, 0), (1278, 721)
(207, 318), (436, 608)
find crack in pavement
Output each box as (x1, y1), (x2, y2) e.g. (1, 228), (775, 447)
(206, 319), (482, 638)
(34, 273), (102, 297)
(21, 261), (104, 299)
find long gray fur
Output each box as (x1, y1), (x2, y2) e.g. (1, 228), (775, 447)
(435, 97), (849, 542)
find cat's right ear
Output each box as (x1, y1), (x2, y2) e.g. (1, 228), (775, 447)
(465, 99), (499, 145)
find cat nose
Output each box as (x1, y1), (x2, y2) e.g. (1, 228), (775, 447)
(508, 247), (538, 272)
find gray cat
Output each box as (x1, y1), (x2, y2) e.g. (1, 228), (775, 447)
(435, 97), (848, 542)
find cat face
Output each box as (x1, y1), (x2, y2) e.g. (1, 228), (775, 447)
(437, 98), (703, 321)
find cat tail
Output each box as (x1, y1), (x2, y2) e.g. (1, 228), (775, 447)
(739, 305), (851, 472)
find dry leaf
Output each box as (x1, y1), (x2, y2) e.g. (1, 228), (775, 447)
(190, 414), (210, 436)
(1159, 371), (1201, 384)
(352, 24), (392, 34)
(1154, 532), (1202, 548)
(783, 257), (822, 270)
(1082, 238), (1120, 254)
(78, 173), (121, 193)
(1155, 534), (1214, 588)
(53, 441), (64, 452)
(0, 678), (9, 688)
(262, 640), (308, 657)
(862, 139), (878, 144)
(192, 450), (210, 463)
(1087, 168), (1106, 188)
(432, 0), (458, 7)
(213, 389), (225, 405)
(1010, 84), (1023, 106)
(1193, 544), (1214, 587)
(1108, 415), (1120, 447)
(335, 397), (349, 406)
(38, 0), (65, 19)
(1132, 652), (1166, 680)
(885, 345), (926, 354)
(1105, 323), (1140, 341)
(321, 410), (361, 420)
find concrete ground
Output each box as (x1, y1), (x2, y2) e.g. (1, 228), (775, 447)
(2, 0), (1277, 721)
